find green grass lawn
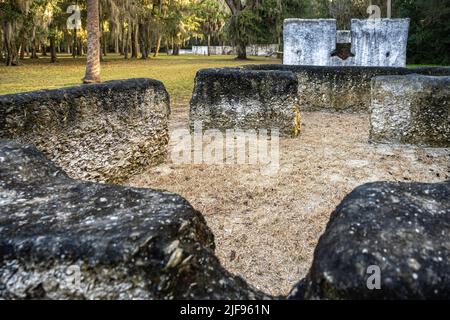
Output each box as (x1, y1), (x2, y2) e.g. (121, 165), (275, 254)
(2, 56), (445, 103)
(407, 64), (448, 68)
(0, 54), (281, 104)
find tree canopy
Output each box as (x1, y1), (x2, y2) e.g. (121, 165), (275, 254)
(0, 0), (448, 65)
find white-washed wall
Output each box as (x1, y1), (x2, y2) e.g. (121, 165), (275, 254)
(283, 18), (409, 67)
(192, 45), (278, 56)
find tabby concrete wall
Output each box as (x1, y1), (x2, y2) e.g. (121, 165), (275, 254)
(243, 65), (450, 113)
(0, 140), (269, 299)
(0, 78), (170, 183)
(192, 46), (234, 55)
(189, 68), (300, 137)
(351, 19), (409, 67)
(283, 18), (409, 67)
(283, 19), (337, 66)
(370, 74), (450, 147)
(192, 44), (278, 56)
(289, 181), (450, 300)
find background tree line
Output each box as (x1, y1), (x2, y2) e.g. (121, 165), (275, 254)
(1, 0), (449, 66)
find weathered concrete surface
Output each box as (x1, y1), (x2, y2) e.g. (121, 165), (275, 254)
(0, 140), (268, 300)
(192, 45), (234, 55)
(0, 79), (170, 184)
(289, 181), (450, 300)
(243, 65), (450, 113)
(283, 18), (409, 67)
(283, 19), (336, 66)
(189, 68), (301, 136)
(192, 44), (278, 57)
(351, 19), (409, 67)
(370, 74), (450, 147)
(246, 44), (279, 57)
(336, 31), (351, 44)
(243, 65), (410, 113)
(410, 67), (450, 77)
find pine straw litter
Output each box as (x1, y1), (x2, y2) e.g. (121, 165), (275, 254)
(126, 103), (450, 296)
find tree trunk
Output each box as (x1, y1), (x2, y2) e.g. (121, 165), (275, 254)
(31, 38), (39, 59)
(19, 43), (25, 60)
(115, 35), (119, 54)
(19, 38), (27, 60)
(172, 37), (180, 56)
(50, 35), (57, 63)
(30, 43), (38, 59)
(99, 32), (104, 62)
(153, 34), (161, 57)
(72, 28), (77, 58)
(173, 44), (180, 56)
(224, 0), (255, 60)
(3, 22), (19, 66)
(207, 34), (211, 56)
(83, 0), (101, 83)
(42, 42), (47, 56)
(120, 26), (126, 55)
(131, 23), (138, 59)
(103, 36), (107, 56)
(139, 24), (148, 60)
(99, 1), (106, 59)
(236, 41), (247, 60)
(124, 25), (129, 59)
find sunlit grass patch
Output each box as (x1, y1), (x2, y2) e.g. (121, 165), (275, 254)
(0, 54), (281, 103)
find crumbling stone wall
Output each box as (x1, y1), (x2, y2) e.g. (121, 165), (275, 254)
(189, 68), (300, 137)
(283, 18), (410, 67)
(289, 181), (450, 300)
(244, 65), (450, 113)
(370, 74), (450, 147)
(2, 141), (449, 299)
(351, 19), (409, 67)
(192, 46), (234, 55)
(0, 78), (170, 183)
(0, 140), (268, 300)
(284, 19), (337, 66)
(192, 44), (278, 56)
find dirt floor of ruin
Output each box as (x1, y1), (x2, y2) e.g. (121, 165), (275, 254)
(126, 102), (450, 296)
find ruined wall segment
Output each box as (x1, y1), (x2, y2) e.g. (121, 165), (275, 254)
(283, 18), (410, 67)
(243, 65), (450, 113)
(283, 19), (337, 66)
(0, 140), (268, 300)
(189, 68), (300, 137)
(289, 181), (450, 300)
(0, 78), (170, 183)
(351, 19), (409, 67)
(370, 74), (450, 147)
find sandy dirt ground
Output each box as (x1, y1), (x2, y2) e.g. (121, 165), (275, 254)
(126, 103), (450, 296)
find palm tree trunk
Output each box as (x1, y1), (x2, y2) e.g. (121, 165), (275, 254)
(83, 0), (101, 83)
